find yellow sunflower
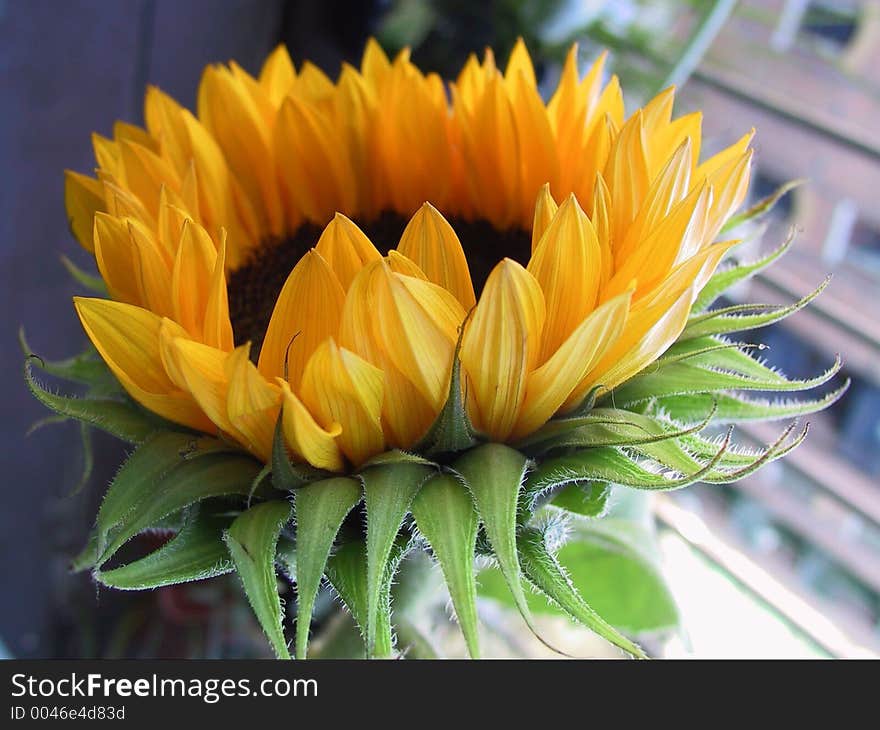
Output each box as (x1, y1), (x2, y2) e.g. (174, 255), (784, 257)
(66, 39), (752, 471)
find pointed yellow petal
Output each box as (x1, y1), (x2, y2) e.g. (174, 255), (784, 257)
(171, 218), (217, 338)
(203, 232), (235, 351)
(64, 171), (104, 252)
(259, 45), (296, 107)
(144, 86), (190, 173)
(258, 249), (346, 384)
(514, 292), (630, 437)
(590, 173), (615, 289)
(461, 259), (545, 440)
(314, 213), (382, 291)
(395, 203), (476, 308)
(127, 218), (174, 317)
(300, 339), (386, 466)
(118, 139), (181, 217)
(93, 213), (145, 306)
(374, 266), (466, 410)
(74, 297), (210, 431)
(165, 336), (233, 435)
(531, 183), (558, 253)
(527, 195), (601, 362)
(225, 346), (280, 460)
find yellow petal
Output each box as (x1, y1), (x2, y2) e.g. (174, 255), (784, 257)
(314, 213), (382, 291)
(258, 249), (346, 384)
(74, 297), (210, 431)
(118, 139), (181, 217)
(165, 337), (233, 435)
(203, 232), (235, 351)
(144, 86), (190, 173)
(259, 45), (296, 107)
(531, 183), (558, 253)
(93, 213), (145, 306)
(527, 194), (601, 363)
(300, 338), (386, 466)
(461, 259), (545, 440)
(278, 379), (344, 471)
(375, 266), (466, 410)
(171, 218), (217, 338)
(64, 171), (104, 252)
(590, 173), (615, 289)
(225, 346), (280, 460)
(127, 218), (174, 317)
(514, 292), (630, 437)
(395, 203), (476, 309)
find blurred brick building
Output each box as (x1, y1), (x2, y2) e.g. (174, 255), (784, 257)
(670, 0), (880, 652)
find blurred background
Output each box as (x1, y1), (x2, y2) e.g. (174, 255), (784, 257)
(1, 0), (878, 658)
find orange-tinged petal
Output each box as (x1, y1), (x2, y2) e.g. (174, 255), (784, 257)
(527, 194), (601, 362)
(118, 139), (181, 217)
(314, 213), (382, 291)
(395, 203), (476, 308)
(531, 183), (558, 253)
(203, 232), (235, 351)
(300, 338), (385, 465)
(171, 218), (217, 337)
(259, 45), (296, 107)
(144, 86), (190, 173)
(258, 249), (346, 385)
(93, 213), (145, 306)
(165, 337), (233, 435)
(74, 297), (210, 431)
(514, 292), (630, 437)
(64, 171), (104, 252)
(461, 259), (545, 440)
(590, 173), (615, 289)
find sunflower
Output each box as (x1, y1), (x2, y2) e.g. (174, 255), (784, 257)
(36, 39), (843, 660)
(66, 39), (752, 468)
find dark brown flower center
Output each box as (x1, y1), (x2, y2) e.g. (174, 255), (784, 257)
(227, 213), (532, 354)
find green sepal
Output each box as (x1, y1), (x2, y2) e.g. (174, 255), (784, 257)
(60, 254), (108, 294)
(360, 449), (436, 469)
(609, 354), (841, 407)
(362, 461), (433, 656)
(20, 329), (114, 389)
(95, 435), (261, 566)
(719, 179), (803, 235)
(326, 536), (414, 658)
(551, 482), (611, 518)
(517, 527), (647, 658)
(25, 357), (161, 444)
(656, 381), (850, 425)
(453, 443), (554, 648)
(681, 275), (829, 341)
(525, 433), (730, 496)
(413, 324), (479, 455)
(276, 537), (297, 583)
(692, 231), (794, 312)
(293, 477), (362, 659)
(225, 500), (293, 659)
(95, 507), (233, 589)
(411, 472), (481, 658)
(270, 414), (327, 491)
(69, 421), (94, 497)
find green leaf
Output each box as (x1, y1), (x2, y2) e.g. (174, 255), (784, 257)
(293, 477), (362, 659)
(551, 482), (611, 517)
(60, 254), (108, 294)
(518, 528), (647, 658)
(411, 473), (481, 658)
(97, 445), (261, 566)
(362, 462), (433, 656)
(609, 355), (841, 407)
(225, 500), (293, 659)
(719, 180), (804, 235)
(453, 444), (547, 644)
(96, 507), (233, 589)
(270, 415), (326, 491)
(25, 357), (161, 444)
(656, 382), (850, 424)
(20, 328), (113, 387)
(413, 321), (479, 455)
(681, 275), (829, 341)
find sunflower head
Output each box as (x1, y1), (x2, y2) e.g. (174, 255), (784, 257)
(30, 39), (843, 659)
